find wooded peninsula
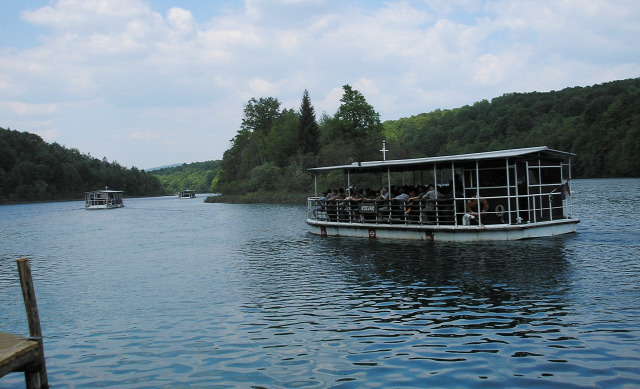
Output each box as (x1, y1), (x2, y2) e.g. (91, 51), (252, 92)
(1, 78), (638, 203)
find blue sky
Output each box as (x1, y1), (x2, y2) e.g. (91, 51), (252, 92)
(1, 0), (639, 169)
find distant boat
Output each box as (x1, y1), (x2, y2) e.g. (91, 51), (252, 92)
(85, 187), (124, 209)
(306, 146), (578, 241)
(178, 190), (196, 199)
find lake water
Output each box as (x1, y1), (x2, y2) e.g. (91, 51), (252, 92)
(1, 179), (639, 388)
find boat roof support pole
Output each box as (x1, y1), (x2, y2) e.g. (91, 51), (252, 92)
(538, 155), (543, 221)
(567, 158), (573, 218)
(451, 161), (458, 226)
(506, 158), (512, 225)
(526, 160), (533, 223)
(433, 164), (438, 225)
(387, 167), (392, 199)
(514, 164), (520, 223)
(475, 160), (482, 225)
(314, 173), (318, 198)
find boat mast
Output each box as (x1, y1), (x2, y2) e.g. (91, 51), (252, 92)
(380, 140), (391, 198)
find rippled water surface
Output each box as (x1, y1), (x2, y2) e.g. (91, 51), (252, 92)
(2, 179), (640, 388)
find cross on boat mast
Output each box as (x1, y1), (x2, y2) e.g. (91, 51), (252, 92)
(380, 140), (388, 161)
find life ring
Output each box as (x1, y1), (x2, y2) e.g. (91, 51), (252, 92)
(495, 204), (505, 223)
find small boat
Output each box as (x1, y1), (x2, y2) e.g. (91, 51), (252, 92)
(178, 190), (196, 199)
(306, 145), (579, 242)
(85, 187), (124, 209)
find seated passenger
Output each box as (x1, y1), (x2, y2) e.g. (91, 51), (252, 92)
(464, 195), (488, 225)
(313, 191), (328, 217)
(377, 187), (390, 200)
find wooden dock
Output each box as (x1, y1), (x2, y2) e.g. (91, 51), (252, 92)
(0, 258), (49, 389)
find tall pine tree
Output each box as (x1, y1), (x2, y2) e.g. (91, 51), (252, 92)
(298, 89), (320, 156)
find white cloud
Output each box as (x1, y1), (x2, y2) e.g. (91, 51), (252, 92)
(35, 128), (60, 141)
(130, 130), (159, 141)
(1, 0), (638, 168)
(5, 101), (57, 115)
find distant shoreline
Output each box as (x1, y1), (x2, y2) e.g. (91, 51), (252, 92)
(205, 192), (307, 204)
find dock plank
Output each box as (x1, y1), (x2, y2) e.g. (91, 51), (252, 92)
(0, 332), (41, 377)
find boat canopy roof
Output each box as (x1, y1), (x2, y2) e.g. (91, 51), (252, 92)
(308, 146), (574, 173)
(86, 187), (123, 194)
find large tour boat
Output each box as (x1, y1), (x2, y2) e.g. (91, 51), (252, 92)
(85, 187), (124, 209)
(306, 145), (578, 242)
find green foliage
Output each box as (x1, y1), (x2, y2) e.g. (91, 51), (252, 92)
(298, 89), (320, 156)
(386, 78), (640, 178)
(150, 160), (221, 194)
(212, 78), (639, 203)
(0, 127), (164, 202)
(334, 85), (382, 140)
(322, 85), (384, 163)
(264, 109), (300, 167)
(249, 162), (280, 191)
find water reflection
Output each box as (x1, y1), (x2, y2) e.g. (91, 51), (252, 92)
(229, 231), (579, 386)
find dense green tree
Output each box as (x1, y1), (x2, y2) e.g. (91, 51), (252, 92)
(241, 97), (282, 136)
(151, 160), (221, 194)
(0, 127), (163, 202)
(241, 97), (282, 165)
(265, 109), (299, 167)
(321, 85), (384, 163)
(333, 85), (382, 140)
(298, 89), (320, 157)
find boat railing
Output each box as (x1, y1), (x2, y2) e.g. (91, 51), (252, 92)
(307, 191), (572, 227)
(85, 193), (123, 207)
(307, 197), (457, 226)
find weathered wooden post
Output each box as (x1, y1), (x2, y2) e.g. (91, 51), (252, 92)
(17, 258), (49, 389)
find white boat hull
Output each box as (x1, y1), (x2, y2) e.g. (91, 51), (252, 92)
(85, 203), (124, 210)
(306, 218), (579, 242)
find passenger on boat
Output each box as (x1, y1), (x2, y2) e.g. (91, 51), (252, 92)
(394, 190), (411, 200)
(325, 189), (334, 200)
(422, 184), (440, 202)
(377, 187), (389, 200)
(313, 191), (328, 218)
(403, 190), (420, 219)
(464, 195), (489, 225)
(421, 184), (441, 221)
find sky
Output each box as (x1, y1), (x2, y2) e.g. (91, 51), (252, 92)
(1, 0), (639, 170)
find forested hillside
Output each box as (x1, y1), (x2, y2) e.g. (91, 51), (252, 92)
(3, 78), (637, 203)
(212, 78), (639, 202)
(384, 78), (640, 178)
(150, 160), (221, 194)
(0, 127), (163, 202)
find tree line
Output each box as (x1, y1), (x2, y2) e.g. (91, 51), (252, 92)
(151, 160), (221, 194)
(0, 127), (163, 202)
(212, 78), (639, 202)
(2, 78), (637, 203)
(211, 86), (384, 201)
(384, 78), (640, 178)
